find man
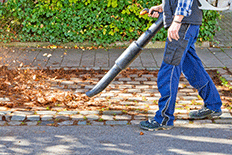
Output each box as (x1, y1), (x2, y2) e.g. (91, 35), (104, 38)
(140, 0), (222, 131)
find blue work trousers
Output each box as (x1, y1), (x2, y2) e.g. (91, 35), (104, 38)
(154, 24), (222, 126)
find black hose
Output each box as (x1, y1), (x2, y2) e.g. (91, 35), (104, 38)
(86, 13), (164, 97)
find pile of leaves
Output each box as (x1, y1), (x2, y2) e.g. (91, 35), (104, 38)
(0, 66), (231, 111)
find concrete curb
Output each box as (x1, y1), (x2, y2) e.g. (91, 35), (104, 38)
(1, 110), (232, 126)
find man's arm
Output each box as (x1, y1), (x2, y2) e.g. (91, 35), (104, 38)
(168, 0), (194, 41)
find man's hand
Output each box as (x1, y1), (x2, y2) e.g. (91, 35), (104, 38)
(168, 15), (184, 42)
(148, 5), (163, 18)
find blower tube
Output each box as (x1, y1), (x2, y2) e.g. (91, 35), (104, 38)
(86, 12), (163, 97)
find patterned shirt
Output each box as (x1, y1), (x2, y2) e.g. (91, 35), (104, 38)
(175, 0), (194, 17)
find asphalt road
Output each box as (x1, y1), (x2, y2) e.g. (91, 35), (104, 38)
(0, 124), (232, 155)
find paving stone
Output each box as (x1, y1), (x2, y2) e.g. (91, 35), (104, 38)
(195, 100), (204, 103)
(86, 115), (99, 120)
(11, 114), (26, 121)
(27, 115), (40, 121)
(149, 105), (159, 110)
(147, 110), (157, 114)
(134, 115), (147, 120)
(41, 115), (53, 121)
(58, 121), (74, 126)
(134, 105), (146, 109)
(221, 109), (230, 113)
(90, 121), (104, 125)
(0, 121), (6, 126)
(0, 97), (10, 102)
(100, 93), (115, 97)
(142, 74), (154, 78)
(68, 85), (81, 89)
(71, 115), (84, 120)
(179, 89), (194, 93)
(61, 81), (74, 85)
(119, 102), (135, 105)
(135, 85), (150, 89)
(103, 110), (123, 115)
(118, 85), (133, 89)
(55, 115), (70, 120)
(26, 121), (38, 126)
(143, 81), (157, 85)
(174, 120), (189, 125)
(129, 74), (138, 77)
(126, 81), (140, 85)
(118, 93), (133, 97)
(111, 81), (124, 84)
(146, 68), (159, 71)
(0, 107), (8, 111)
(150, 78), (157, 81)
(85, 85), (95, 89)
(214, 119), (232, 124)
(58, 111), (78, 115)
(174, 114), (189, 120)
(109, 90), (121, 93)
(101, 115), (114, 121)
(189, 92), (198, 96)
(178, 100), (192, 104)
(138, 93), (151, 97)
(219, 113), (232, 119)
(118, 78), (131, 81)
(175, 110), (188, 114)
(134, 78), (147, 81)
(127, 89), (141, 93)
(74, 89), (87, 93)
(151, 86), (158, 89)
(108, 84), (116, 88)
(146, 97), (159, 101)
(79, 111), (99, 115)
(144, 89), (158, 93)
(192, 120), (213, 124)
(105, 121), (128, 125)
(115, 115), (132, 120)
(13, 111), (34, 115)
(188, 105), (203, 110)
(94, 97), (107, 101)
(182, 96), (198, 100)
(36, 111), (57, 115)
(127, 97), (143, 101)
(8, 121), (22, 126)
(78, 121), (87, 125)
(39, 121), (55, 126)
(110, 97), (124, 101)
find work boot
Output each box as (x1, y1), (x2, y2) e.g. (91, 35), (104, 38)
(140, 118), (173, 131)
(189, 106), (222, 119)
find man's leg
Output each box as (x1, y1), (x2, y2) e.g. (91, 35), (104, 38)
(140, 24), (197, 130)
(182, 44), (222, 118)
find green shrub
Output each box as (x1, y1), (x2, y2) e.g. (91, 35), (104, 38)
(0, 0), (220, 44)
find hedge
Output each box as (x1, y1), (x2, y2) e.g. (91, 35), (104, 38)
(0, 0), (220, 45)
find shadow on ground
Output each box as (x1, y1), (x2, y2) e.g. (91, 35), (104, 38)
(0, 124), (232, 155)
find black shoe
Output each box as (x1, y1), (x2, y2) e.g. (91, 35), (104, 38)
(140, 119), (173, 131)
(189, 106), (222, 119)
